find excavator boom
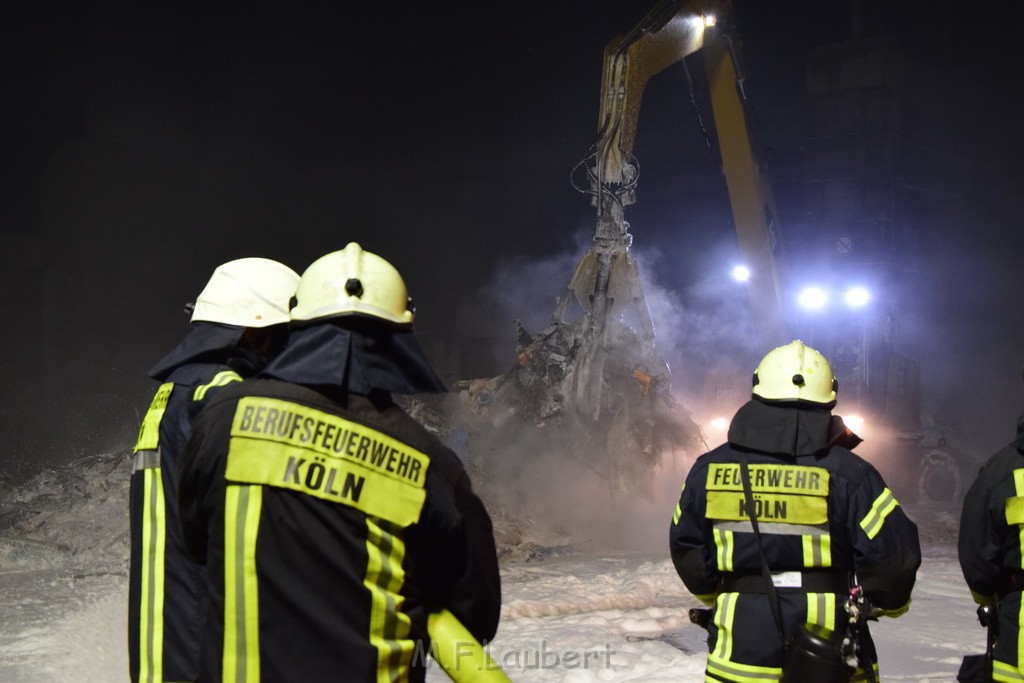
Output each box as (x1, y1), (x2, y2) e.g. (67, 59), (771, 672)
(578, 0), (785, 346)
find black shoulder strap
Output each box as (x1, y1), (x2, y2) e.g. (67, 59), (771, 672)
(738, 450), (786, 644)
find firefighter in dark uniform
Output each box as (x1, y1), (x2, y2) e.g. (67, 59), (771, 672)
(177, 243), (502, 683)
(670, 340), (921, 682)
(959, 393), (1024, 681)
(129, 258), (299, 683)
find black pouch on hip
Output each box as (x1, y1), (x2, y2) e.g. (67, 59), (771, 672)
(782, 623), (852, 683)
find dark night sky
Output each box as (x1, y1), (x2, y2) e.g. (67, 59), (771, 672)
(3, 1), (1024, 477)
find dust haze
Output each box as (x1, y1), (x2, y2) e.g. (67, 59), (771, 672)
(453, 236), (764, 554)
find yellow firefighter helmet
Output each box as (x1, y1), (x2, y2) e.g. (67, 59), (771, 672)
(190, 257), (299, 328)
(752, 340), (837, 405)
(290, 243), (414, 327)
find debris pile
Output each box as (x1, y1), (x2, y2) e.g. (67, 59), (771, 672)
(0, 451), (130, 575)
(403, 311), (704, 561)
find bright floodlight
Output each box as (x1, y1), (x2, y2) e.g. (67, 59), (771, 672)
(797, 286), (829, 311)
(845, 414), (865, 431)
(844, 286), (871, 309)
(731, 265), (750, 282)
(703, 13), (717, 27)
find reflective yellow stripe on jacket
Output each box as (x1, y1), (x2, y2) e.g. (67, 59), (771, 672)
(194, 370), (243, 402)
(713, 528), (734, 572)
(135, 383), (172, 453)
(139, 462), (167, 682)
(705, 593), (855, 683)
(223, 485), (263, 683)
(859, 488), (899, 540)
(673, 483), (685, 525)
(1012, 469), (1024, 676)
(133, 382), (173, 683)
(706, 591), (785, 682)
(806, 592), (837, 632)
(801, 532), (832, 568)
(995, 658), (1024, 682)
(710, 592), (739, 665)
(365, 517), (414, 682)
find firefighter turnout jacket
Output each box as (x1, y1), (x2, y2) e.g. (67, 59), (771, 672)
(959, 411), (1024, 682)
(177, 378), (501, 683)
(670, 399), (921, 682)
(130, 360), (243, 683)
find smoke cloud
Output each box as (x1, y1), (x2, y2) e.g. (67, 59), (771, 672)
(452, 233), (768, 554)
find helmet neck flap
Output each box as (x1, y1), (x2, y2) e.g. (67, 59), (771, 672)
(148, 322), (247, 380)
(727, 397), (861, 457)
(261, 320), (447, 396)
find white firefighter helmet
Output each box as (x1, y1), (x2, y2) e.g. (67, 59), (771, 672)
(290, 243), (414, 327)
(190, 258), (300, 328)
(752, 339), (837, 405)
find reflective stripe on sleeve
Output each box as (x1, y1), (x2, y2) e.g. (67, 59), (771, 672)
(134, 383), (173, 453)
(673, 484), (685, 525)
(139, 467), (167, 683)
(874, 601), (910, 618)
(194, 370), (243, 402)
(133, 383), (172, 682)
(858, 488), (899, 540)
(364, 517), (414, 682)
(223, 484), (262, 683)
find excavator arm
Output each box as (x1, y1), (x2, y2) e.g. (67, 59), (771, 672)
(571, 0), (785, 345)
(702, 29), (785, 341)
